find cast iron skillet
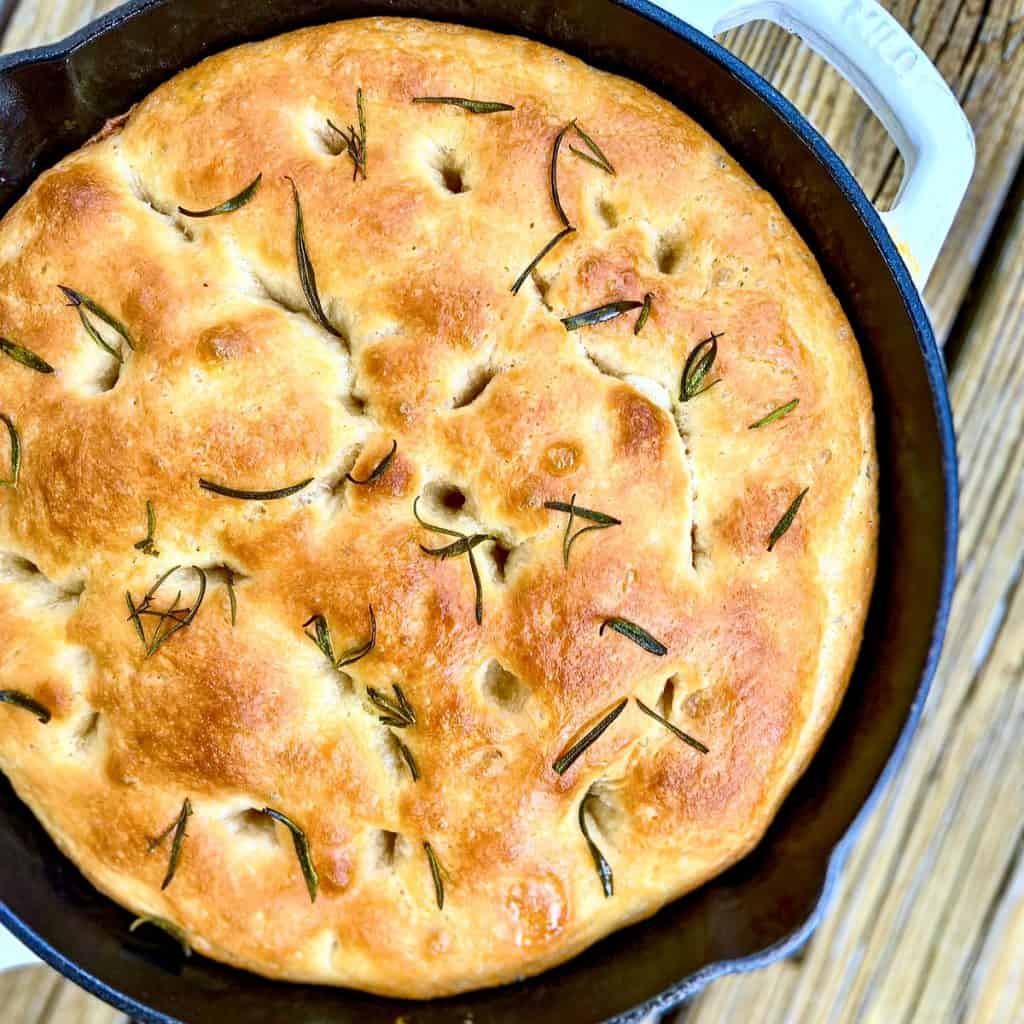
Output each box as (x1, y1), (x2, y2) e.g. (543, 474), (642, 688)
(0, 1), (958, 1021)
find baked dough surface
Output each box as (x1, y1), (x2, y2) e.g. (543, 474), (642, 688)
(0, 18), (876, 997)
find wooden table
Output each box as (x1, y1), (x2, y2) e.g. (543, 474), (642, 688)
(2, 2), (1022, 1021)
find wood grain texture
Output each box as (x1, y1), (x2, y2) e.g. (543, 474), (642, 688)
(1, 1), (1022, 1022)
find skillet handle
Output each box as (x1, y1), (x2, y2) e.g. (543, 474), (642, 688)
(0, 924), (36, 970)
(674, 0), (975, 289)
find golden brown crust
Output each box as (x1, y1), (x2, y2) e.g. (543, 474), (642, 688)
(0, 17), (877, 997)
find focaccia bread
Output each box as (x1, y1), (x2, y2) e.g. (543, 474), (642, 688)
(0, 17), (876, 998)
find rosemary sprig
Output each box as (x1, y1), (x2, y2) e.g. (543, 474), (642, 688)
(749, 398), (799, 430)
(634, 292), (653, 335)
(178, 172), (262, 217)
(133, 500), (159, 557)
(0, 337), (54, 374)
(561, 300), (644, 332)
(635, 698), (708, 754)
(413, 495), (488, 624)
(569, 123), (616, 175)
(393, 733), (420, 781)
(579, 788), (613, 898)
(150, 798), (192, 891)
(412, 97), (514, 113)
(129, 916), (191, 957)
(261, 807), (319, 902)
(59, 286), (135, 360)
(327, 87), (367, 181)
(0, 413), (20, 488)
(0, 690), (51, 724)
(367, 683), (415, 728)
(511, 226), (576, 295)
(286, 176), (343, 338)
(599, 618), (667, 656)
(551, 122), (574, 228)
(126, 565), (207, 658)
(225, 569), (238, 626)
(199, 477), (313, 500)
(680, 332), (723, 402)
(552, 698), (628, 775)
(544, 496), (621, 568)
(424, 841), (446, 909)
(303, 605), (376, 669)
(767, 487), (809, 551)
(346, 440), (397, 485)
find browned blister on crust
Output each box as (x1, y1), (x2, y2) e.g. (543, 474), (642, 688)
(0, 17), (876, 998)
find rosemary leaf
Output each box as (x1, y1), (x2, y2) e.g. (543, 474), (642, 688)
(412, 97), (514, 113)
(413, 496), (488, 624)
(0, 690), (51, 724)
(0, 413), (20, 488)
(468, 543), (484, 626)
(126, 566), (206, 658)
(303, 613), (336, 664)
(599, 618), (667, 656)
(561, 300), (644, 332)
(367, 684), (415, 728)
(226, 569), (238, 626)
(412, 494), (463, 539)
(748, 398), (799, 430)
(571, 122), (616, 175)
(551, 122), (574, 228)
(511, 226), (576, 295)
(552, 698), (628, 775)
(336, 605), (377, 668)
(129, 916), (191, 957)
(634, 292), (653, 335)
(346, 440), (397, 485)
(0, 337), (54, 374)
(178, 173), (262, 217)
(262, 807), (319, 902)
(327, 88), (367, 181)
(199, 477), (313, 500)
(286, 176), (343, 338)
(59, 286), (135, 358)
(419, 533), (493, 560)
(635, 698), (708, 754)
(680, 331), (723, 402)
(545, 496), (621, 569)
(767, 487), (809, 552)
(579, 788), (613, 898)
(126, 591), (145, 643)
(158, 798), (193, 890)
(424, 841), (446, 909)
(133, 500), (159, 557)
(393, 732), (420, 781)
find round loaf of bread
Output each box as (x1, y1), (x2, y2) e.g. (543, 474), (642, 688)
(0, 17), (876, 997)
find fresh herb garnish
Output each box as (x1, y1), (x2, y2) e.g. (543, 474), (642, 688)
(303, 605), (376, 669)
(569, 122), (616, 175)
(552, 698), (628, 775)
(261, 807), (318, 902)
(544, 496), (621, 568)
(178, 173), (262, 217)
(414, 495), (489, 624)
(129, 916), (191, 957)
(59, 286), (135, 360)
(599, 618), (667, 656)
(561, 300), (644, 332)
(285, 176), (343, 338)
(634, 293), (653, 335)
(635, 698), (708, 754)
(0, 690), (51, 723)
(346, 440), (397, 485)
(199, 477), (313, 501)
(767, 487), (809, 551)
(680, 332), (722, 402)
(225, 569), (238, 626)
(393, 733), (420, 781)
(367, 683), (415, 728)
(327, 88), (367, 181)
(133, 500), (159, 557)
(511, 226), (576, 295)
(579, 788), (613, 898)
(126, 565), (207, 658)
(0, 337), (54, 374)
(0, 414), (20, 488)
(424, 841), (446, 909)
(551, 122), (574, 227)
(150, 798), (193, 891)
(749, 398), (799, 430)
(412, 97), (514, 113)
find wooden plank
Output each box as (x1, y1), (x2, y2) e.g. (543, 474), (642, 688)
(0, 967), (63, 1021)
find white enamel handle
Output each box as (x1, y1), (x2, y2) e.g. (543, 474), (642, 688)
(670, 0), (975, 289)
(0, 924), (36, 971)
